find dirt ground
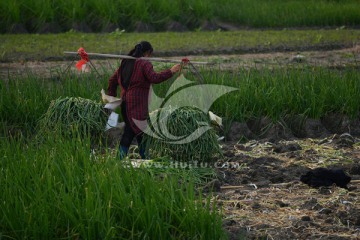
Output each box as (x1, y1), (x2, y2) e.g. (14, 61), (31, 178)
(215, 133), (360, 240)
(1, 45), (359, 80)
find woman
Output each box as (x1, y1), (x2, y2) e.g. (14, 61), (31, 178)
(107, 41), (181, 159)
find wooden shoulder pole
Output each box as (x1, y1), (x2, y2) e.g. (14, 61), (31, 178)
(63, 51), (211, 65)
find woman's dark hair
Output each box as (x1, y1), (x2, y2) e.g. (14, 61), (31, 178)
(128, 41), (153, 58)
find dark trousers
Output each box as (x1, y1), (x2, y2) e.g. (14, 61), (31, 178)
(120, 102), (144, 148)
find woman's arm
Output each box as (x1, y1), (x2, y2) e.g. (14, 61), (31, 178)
(142, 61), (179, 84)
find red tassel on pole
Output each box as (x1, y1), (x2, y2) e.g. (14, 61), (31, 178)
(76, 47), (89, 71)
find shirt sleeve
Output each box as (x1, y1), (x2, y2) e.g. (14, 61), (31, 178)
(107, 68), (119, 97)
(142, 61), (173, 84)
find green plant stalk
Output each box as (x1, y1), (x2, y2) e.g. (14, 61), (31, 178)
(0, 132), (226, 239)
(1, 67), (359, 138)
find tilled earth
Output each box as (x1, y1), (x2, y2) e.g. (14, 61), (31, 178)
(214, 134), (360, 239)
(1, 45), (359, 80)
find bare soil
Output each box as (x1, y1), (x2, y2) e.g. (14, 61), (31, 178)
(1, 45), (359, 80)
(216, 135), (360, 239)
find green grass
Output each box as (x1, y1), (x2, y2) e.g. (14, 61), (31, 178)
(1, 0), (360, 33)
(1, 29), (359, 62)
(1, 67), (359, 138)
(0, 74), (104, 135)
(201, 67), (360, 121)
(0, 132), (226, 239)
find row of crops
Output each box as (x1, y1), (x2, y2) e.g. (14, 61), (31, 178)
(2, 0), (360, 33)
(0, 134), (225, 239)
(1, 67), (359, 136)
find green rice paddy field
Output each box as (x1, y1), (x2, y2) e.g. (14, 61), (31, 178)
(2, 0), (360, 33)
(1, 1), (360, 239)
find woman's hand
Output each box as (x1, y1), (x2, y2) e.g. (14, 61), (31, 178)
(170, 64), (181, 73)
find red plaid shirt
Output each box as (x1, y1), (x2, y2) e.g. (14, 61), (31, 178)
(107, 59), (173, 134)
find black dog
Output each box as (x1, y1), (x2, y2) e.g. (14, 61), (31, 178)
(300, 168), (351, 189)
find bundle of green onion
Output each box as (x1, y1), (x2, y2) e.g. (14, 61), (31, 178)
(144, 106), (221, 163)
(39, 97), (108, 138)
